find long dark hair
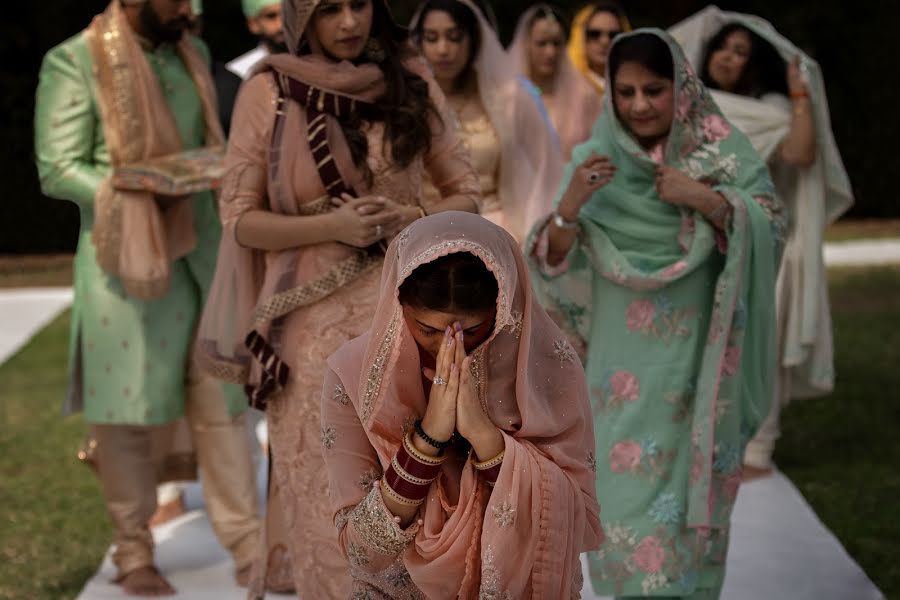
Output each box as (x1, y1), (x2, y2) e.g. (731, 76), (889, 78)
(398, 252), (499, 313)
(307, 1), (440, 184)
(700, 23), (788, 98)
(608, 32), (674, 88)
(413, 0), (483, 92)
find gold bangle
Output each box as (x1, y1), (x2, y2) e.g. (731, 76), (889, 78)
(416, 205), (428, 219)
(473, 449), (505, 471)
(391, 455), (436, 487)
(404, 430), (447, 466)
(381, 477), (425, 506)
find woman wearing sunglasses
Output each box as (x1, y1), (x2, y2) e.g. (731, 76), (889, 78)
(568, 1), (630, 94)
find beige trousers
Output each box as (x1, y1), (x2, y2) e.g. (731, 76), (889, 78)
(93, 363), (260, 577)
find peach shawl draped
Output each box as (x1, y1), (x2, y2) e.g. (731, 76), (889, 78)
(323, 211), (603, 598)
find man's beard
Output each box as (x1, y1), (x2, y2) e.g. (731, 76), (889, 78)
(261, 33), (288, 54)
(140, 3), (191, 44)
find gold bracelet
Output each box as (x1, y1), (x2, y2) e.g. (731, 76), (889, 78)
(381, 477), (425, 506)
(473, 449), (505, 471)
(416, 205), (428, 219)
(404, 430), (447, 466)
(391, 455), (436, 487)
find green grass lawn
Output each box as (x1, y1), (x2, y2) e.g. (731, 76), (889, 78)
(0, 267), (898, 599)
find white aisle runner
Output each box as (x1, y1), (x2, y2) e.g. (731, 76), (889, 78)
(0, 287), (73, 365)
(76, 469), (883, 600)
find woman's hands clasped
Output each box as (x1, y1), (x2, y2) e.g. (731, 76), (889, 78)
(330, 193), (416, 248)
(419, 323), (503, 461)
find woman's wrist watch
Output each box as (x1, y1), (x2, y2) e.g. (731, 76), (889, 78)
(552, 211), (579, 231)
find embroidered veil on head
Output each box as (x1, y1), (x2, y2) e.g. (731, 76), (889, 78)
(410, 0), (564, 241)
(531, 29), (787, 531)
(509, 4), (602, 159)
(327, 211), (602, 598)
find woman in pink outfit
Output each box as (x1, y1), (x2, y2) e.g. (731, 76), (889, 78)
(321, 211), (603, 598)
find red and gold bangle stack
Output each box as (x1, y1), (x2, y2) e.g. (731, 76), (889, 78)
(382, 431), (446, 506)
(473, 449), (505, 487)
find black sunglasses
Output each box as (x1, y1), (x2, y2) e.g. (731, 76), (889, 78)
(585, 28), (622, 42)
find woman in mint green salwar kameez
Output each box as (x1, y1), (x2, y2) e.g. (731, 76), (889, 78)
(528, 30), (786, 598)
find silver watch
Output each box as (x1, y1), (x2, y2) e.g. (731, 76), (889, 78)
(552, 211), (579, 230)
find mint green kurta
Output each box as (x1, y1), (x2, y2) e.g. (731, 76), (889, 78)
(35, 33), (244, 425)
(529, 30), (786, 598)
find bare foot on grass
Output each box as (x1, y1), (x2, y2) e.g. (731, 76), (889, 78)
(118, 566), (176, 597)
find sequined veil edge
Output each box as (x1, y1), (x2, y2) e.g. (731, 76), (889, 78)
(359, 239), (513, 425)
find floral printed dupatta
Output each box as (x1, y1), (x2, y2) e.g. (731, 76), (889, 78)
(325, 212), (602, 598)
(529, 29), (786, 532)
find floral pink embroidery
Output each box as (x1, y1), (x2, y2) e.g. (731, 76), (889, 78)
(631, 536), (666, 573)
(702, 114), (731, 142)
(610, 370), (641, 402)
(648, 143), (665, 164)
(722, 346), (741, 377)
(609, 441), (642, 473)
(661, 261), (688, 279)
(626, 300), (656, 332)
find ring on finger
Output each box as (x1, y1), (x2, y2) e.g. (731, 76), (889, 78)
(432, 375), (448, 386)
(375, 224), (384, 237)
(588, 172), (602, 184)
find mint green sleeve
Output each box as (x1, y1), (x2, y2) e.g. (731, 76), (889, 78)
(34, 40), (110, 208)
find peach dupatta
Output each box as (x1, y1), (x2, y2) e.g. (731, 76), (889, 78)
(86, 0), (224, 299)
(323, 211), (602, 598)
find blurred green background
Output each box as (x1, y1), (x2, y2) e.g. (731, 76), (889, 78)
(3, 0), (897, 253)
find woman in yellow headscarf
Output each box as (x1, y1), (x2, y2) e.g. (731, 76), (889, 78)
(568, 2), (631, 94)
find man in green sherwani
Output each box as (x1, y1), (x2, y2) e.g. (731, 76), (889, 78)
(34, 0), (259, 595)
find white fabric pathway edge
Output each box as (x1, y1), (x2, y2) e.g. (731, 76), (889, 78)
(0, 287), (73, 365)
(77, 470), (883, 600)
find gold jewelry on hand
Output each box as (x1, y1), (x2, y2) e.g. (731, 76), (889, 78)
(473, 449), (505, 471)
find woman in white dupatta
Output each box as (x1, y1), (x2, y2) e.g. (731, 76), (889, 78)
(670, 6), (854, 476)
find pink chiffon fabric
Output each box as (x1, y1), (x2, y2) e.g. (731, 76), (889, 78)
(509, 4), (602, 160)
(321, 211), (603, 598)
(411, 0), (565, 242)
